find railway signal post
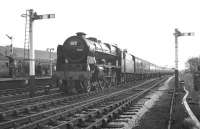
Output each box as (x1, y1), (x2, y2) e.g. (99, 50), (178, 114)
(173, 28), (194, 89)
(47, 48), (54, 76)
(21, 9), (55, 97)
(5, 34), (13, 57)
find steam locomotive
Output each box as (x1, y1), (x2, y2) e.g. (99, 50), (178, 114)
(54, 32), (172, 93)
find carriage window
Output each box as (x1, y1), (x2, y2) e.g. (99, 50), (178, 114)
(6, 63), (8, 67)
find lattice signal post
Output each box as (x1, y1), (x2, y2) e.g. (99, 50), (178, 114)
(173, 28), (194, 89)
(21, 9), (55, 97)
(47, 48), (54, 76)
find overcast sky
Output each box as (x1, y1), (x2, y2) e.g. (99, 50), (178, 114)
(0, 0), (199, 70)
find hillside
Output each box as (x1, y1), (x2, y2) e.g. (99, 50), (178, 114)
(0, 46), (56, 61)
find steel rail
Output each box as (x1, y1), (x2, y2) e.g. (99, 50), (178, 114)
(17, 78), (166, 129)
(84, 78), (166, 129)
(0, 90), (61, 108)
(0, 90), (99, 119)
(0, 91), (102, 129)
(167, 85), (176, 129)
(0, 83), (136, 119)
(0, 87), (60, 103)
(0, 77), (54, 97)
(4, 79), (156, 129)
(0, 85), (57, 96)
(0, 78), (156, 129)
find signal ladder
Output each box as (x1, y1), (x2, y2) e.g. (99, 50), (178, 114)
(23, 10), (32, 61)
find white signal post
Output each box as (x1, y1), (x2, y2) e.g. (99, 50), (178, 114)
(173, 28), (194, 89)
(47, 48), (54, 76)
(30, 10), (34, 76)
(21, 9), (55, 76)
(21, 9), (55, 97)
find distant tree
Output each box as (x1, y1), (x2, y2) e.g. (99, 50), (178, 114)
(186, 57), (200, 72)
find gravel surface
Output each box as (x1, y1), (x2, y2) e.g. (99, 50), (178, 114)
(182, 73), (200, 103)
(133, 77), (174, 129)
(132, 76), (191, 129)
(182, 72), (200, 127)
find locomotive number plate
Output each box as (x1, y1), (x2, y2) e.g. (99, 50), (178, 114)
(76, 48), (83, 51)
(70, 41), (78, 46)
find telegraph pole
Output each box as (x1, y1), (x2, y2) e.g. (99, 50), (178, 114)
(173, 28), (194, 89)
(21, 9), (55, 97)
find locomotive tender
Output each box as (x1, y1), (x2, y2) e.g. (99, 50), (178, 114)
(54, 32), (172, 93)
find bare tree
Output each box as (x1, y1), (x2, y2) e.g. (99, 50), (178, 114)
(186, 57), (200, 72)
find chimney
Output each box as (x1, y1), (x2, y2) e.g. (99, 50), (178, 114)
(76, 32), (86, 38)
(97, 40), (101, 43)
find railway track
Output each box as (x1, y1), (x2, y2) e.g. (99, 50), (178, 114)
(0, 77), (166, 129)
(0, 87), (60, 103)
(0, 86), (49, 96)
(167, 83), (176, 129)
(0, 77), (55, 99)
(0, 80), (149, 112)
(0, 91), (64, 112)
(0, 79), (154, 113)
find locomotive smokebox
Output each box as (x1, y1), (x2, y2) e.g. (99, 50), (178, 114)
(62, 33), (89, 63)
